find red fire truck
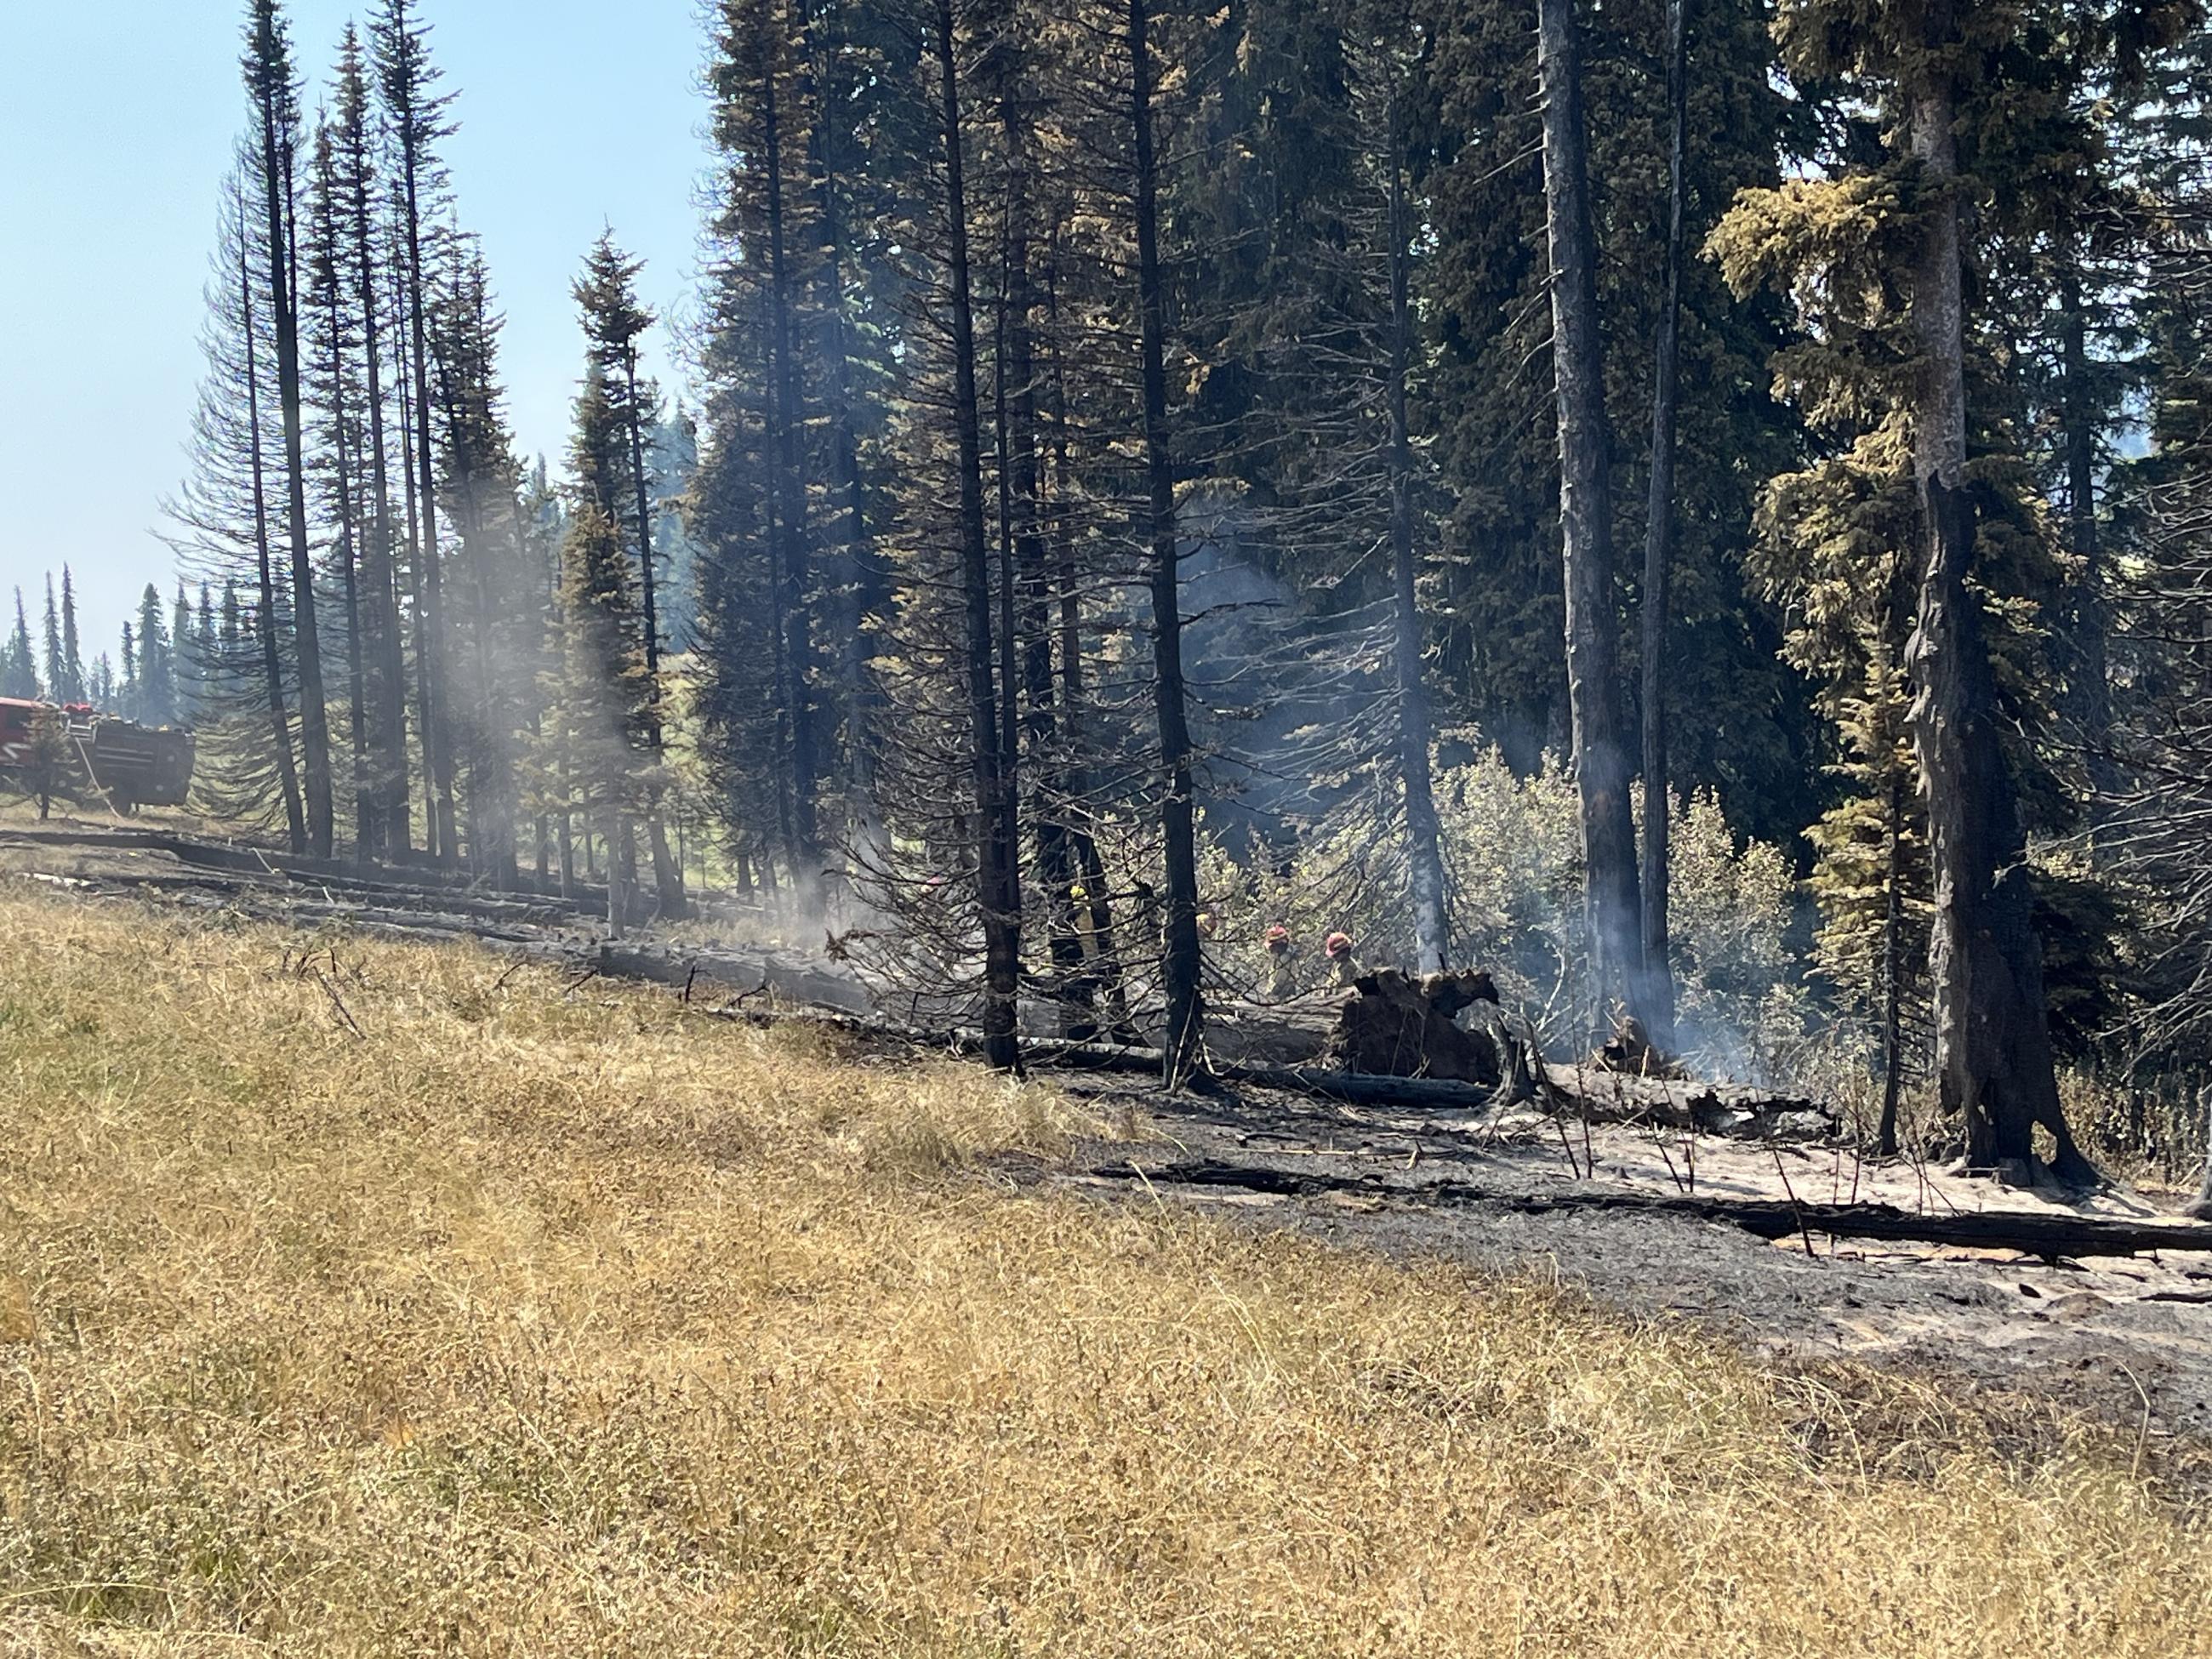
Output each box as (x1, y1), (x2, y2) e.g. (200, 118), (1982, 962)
(0, 698), (196, 812)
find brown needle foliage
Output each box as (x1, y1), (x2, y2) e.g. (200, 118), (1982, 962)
(3, 887), (2209, 1655)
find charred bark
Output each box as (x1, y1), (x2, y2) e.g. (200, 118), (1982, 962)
(1536, 0), (1649, 1034)
(936, 0), (1023, 1072)
(241, 218), (308, 852)
(1128, 0), (1205, 1080)
(1901, 22), (2093, 1188)
(251, 29), (336, 859)
(1637, 0), (1688, 1047)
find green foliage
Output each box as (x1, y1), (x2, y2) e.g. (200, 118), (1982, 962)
(1196, 750), (1809, 1073)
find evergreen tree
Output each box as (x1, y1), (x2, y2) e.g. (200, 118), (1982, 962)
(556, 501), (655, 931)
(572, 232), (686, 915)
(41, 577), (65, 704)
(371, 0), (461, 862)
(244, 0), (337, 854)
(57, 567), (84, 704)
(2, 590), (38, 699)
(136, 584), (176, 725)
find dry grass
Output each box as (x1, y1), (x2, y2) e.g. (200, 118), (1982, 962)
(3, 886), (2209, 1656)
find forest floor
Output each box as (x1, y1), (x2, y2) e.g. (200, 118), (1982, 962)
(7, 812), (2212, 1650)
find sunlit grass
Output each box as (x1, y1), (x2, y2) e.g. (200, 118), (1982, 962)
(2, 884), (2208, 1655)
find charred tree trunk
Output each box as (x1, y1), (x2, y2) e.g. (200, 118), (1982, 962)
(759, 54), (821, 887)
(802, 0), (888, 865)
(623, 336), (688, 920)
(1902, 21), (2092, 1188)
(388, 248), (433, 860)
(1876, 756), (1907, 1157)
(254, 59), (336, 858)
(1536, 0), (1647, 1034)
(2059, 262), (2114, 795)
(937, 0), (1023, 1072)
(1386, 99), (1446, 976)
(318, 214), (372, 859)
(1637, 0), (1688, 1047)
(1128, 0), (1204, 1079)
(352, 158), (408, 858)
(1043, 237), (1128, 1040)
(397, 140), (458, 865)
(242, 221), (307, 852)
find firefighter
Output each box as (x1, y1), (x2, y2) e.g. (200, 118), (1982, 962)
(1264, 922), (1294, 1000)
(1324, 930), (1357, 989)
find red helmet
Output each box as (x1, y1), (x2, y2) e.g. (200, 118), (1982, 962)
(1324, 932), (1353, 958)
(1264, 923), (1290, 948)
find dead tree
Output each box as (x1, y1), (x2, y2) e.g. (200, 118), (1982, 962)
(1127, 0), (1204, 1079)
(935, 0), (1023, 1070)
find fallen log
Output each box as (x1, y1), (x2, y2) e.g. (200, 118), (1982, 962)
(1088, 1159), (2212, 1261)
(1538, 1063), (1834, 1140)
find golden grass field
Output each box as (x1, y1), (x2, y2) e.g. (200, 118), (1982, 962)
(3, 885), (2211, 1656)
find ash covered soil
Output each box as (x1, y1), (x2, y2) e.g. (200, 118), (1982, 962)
(1023, 1077), (2212, 1440)
(9, 812), (2212, 1445)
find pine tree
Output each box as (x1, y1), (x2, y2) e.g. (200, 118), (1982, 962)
(556, 501), (655, 932)
(57, 567), (84, 704)
(371, 0), (460, 862)
(1710, 0), (2122, 1184)
(1535, 0), (1650, 1034)
(41, 577), (66, 705)
(244, 0), (337, 854)
(334, 20), (410, 857)
(572, 232), (686, 915)
(136, 584), (176, 725)
(2, 591), (38, 699)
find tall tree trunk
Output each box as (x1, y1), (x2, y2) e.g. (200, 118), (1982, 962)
(806, 0), (889, 865)
(1128, 0), (1204, 1080)
(352, 150), (407, 858)
(1002, 79), (1080, 1026)
(2059, 261), (2114, 795)
(1386, 97), (1447, 976)
(1901, 19), (2093, 1187)
(623, 338), (688, 919)
(256, 71), (336, 858)
(389, 244), (436, 863)
(1876, 754), (1907, 1157)
(321, 230), (372, 858)
(1043, 237), (1127, 1040)
(759, 51), (821, 887)
(398, 139), (458, 864)
(1637, 0), (1689, 1048)
(242, 219), (307, 852)
(937, 0), (1023, 1072)
(1536, 0), (1648, 1035)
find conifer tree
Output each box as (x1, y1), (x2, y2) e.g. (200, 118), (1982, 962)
(556, 500), (655, 932)
(372, 0), (460, 862)
(57, 567), (84, 704)
(244, 0), (337, 854)
(1535, 0), (1649, 1033)
(572, 233), (686, 915)
(136, 584), (176, 725)
(41, 577), (66, 704)
(3, 592), (38, 700)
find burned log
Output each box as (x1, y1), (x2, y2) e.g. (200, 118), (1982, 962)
(1323, 967), (1523, 1086)
(1090, 1159), (2212, 1262)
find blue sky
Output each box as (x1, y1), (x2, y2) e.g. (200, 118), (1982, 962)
(0, 0), (711, 671)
